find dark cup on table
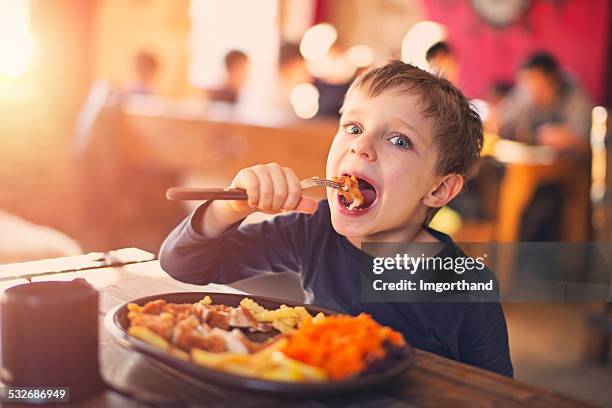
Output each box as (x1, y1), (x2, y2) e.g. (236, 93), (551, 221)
(0, 278), (104, 402)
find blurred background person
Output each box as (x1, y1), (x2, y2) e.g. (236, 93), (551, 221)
(204, 49), (249, 105)
(125, 51), (159, 96)
(495, 52), (593, 241)
(498, 52), (592, 155)
(278, 43), (311, 94)
(426, 41), (459, 86)
(312, 44), (356, 118)
(484, 81), (514, 134)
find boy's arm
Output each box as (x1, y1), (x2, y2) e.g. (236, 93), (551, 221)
(457, 302), (514, 378)
(159, 162), (318, 285)
(159, 202), (306, 285)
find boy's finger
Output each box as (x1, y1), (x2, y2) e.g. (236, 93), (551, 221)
(282, 167), (301, 210)
(266, 163), (288, 210)
(234, 169), (259, 207)
(252, 165), (273, 210)
(295, 197), (318, 214)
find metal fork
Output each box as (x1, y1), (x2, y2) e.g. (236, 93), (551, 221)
(166, 177), (343, 201)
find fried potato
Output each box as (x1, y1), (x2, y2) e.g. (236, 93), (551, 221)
(128, 326), (170, 351)
(191, 338), (326, 382)
(250, 338), (287, 362)
(270, 351), (326, 381)
(191, 348), (250, 368)
(240, 298), (313, 332)
(240, 298), (266, 315)
(127, 303), (141, 313)
(198, 296), (212, 306)
(168, 347), (190, 361)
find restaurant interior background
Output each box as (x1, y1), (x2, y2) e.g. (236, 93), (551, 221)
(0, 0), (611, 405)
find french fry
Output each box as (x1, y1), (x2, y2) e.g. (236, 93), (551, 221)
(198, 296), (212, 306)
(270, 351), (327, 381)
(240, 298), (266, 315)
(169, 347), (190, 361)
(261, 366), (302, 382)
(190, 348), (250, 368)
(312, 312), (326, 324)
(250, 338), (287, 362)
(127, 303), (141, 312)
(128, 326), (170, 351)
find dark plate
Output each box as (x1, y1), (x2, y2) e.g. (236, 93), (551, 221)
(104, 292), (414, 397)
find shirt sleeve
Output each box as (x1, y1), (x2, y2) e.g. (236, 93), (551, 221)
(457, 302), (514, 377)
(158, 202), (306, 285)
(563, 87), (592, 139)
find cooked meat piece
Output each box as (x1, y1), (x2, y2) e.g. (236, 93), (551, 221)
(206, 310), (231, 330)
(172, 317), (200, 350)
(210, 328), (248, 354)
(141, 299), (167, 314)
(130, 313), (175, 339)
(229, 306), (273, 332)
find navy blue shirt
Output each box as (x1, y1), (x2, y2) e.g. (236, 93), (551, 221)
(159, 200), (513, 377)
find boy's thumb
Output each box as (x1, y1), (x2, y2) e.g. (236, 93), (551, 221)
(295, 197), (318, 214)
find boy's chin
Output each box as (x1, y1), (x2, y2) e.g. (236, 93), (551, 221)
(330, 217), (370, 238)
(329, 209), (375, 238)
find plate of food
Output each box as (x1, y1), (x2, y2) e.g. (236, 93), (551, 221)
(105, 292), (414, 397)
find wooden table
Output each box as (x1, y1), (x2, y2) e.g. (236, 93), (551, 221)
(489, 138), (590, 243)
(2, 256), (594, 407)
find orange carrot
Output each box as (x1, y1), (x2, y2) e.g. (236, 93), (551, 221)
(281, 313), (405, 380)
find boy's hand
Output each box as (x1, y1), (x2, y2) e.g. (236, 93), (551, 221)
(199, 163), (318, 237)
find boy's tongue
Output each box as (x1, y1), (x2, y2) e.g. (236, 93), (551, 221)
(360, 188), (377, 207)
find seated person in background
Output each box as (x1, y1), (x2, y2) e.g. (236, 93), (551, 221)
(204, 50), (250, 104)
(498, 52), (592, 155)
(278, 43), (311, 93)
(125, 51), (159, 96)
(484, 81), (514, 134)
(426, 41), (459, 86)
(497, 53), (592, 241)
(314, 45), (357, 118)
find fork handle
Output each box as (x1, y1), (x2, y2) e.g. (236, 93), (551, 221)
(166, 187), (248, 201)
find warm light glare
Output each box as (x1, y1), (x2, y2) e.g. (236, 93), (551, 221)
(346, 45), (374, 68)
(290, 82), (319, 119)
(306, 52), (356, 82)
(299, 23), (337, 62)
(401, 21), (446, 70)
(592, 106), (608, 125)
(0, 0), (32, 78)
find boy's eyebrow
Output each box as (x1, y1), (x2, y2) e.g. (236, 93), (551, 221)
(394, 117), (423, 141)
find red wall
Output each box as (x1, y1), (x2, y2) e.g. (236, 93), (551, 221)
(423, 0), (610, 103)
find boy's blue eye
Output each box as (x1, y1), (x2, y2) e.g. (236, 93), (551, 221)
(388, 134), (413, 150)
(344, 123), (362, 135)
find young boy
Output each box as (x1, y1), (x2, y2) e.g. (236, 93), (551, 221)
(159, 61), (513, 377)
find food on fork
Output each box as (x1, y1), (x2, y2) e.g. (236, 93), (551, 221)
(125, 296), (408, 382)
(333, 175), (364, 210)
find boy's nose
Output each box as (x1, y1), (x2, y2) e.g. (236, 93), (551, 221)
(350, 139), (377, 161)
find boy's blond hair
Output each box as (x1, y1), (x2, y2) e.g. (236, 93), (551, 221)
(347, 61), (484, 224)
(348, 61), (483, 180)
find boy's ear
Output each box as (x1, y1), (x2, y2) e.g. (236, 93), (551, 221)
(422, 174), (464, 208)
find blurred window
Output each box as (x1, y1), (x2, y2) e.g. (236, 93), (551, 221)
(0, 0), (32, 79)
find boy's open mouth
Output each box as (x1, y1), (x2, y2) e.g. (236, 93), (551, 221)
(336, 174), (378, 212)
